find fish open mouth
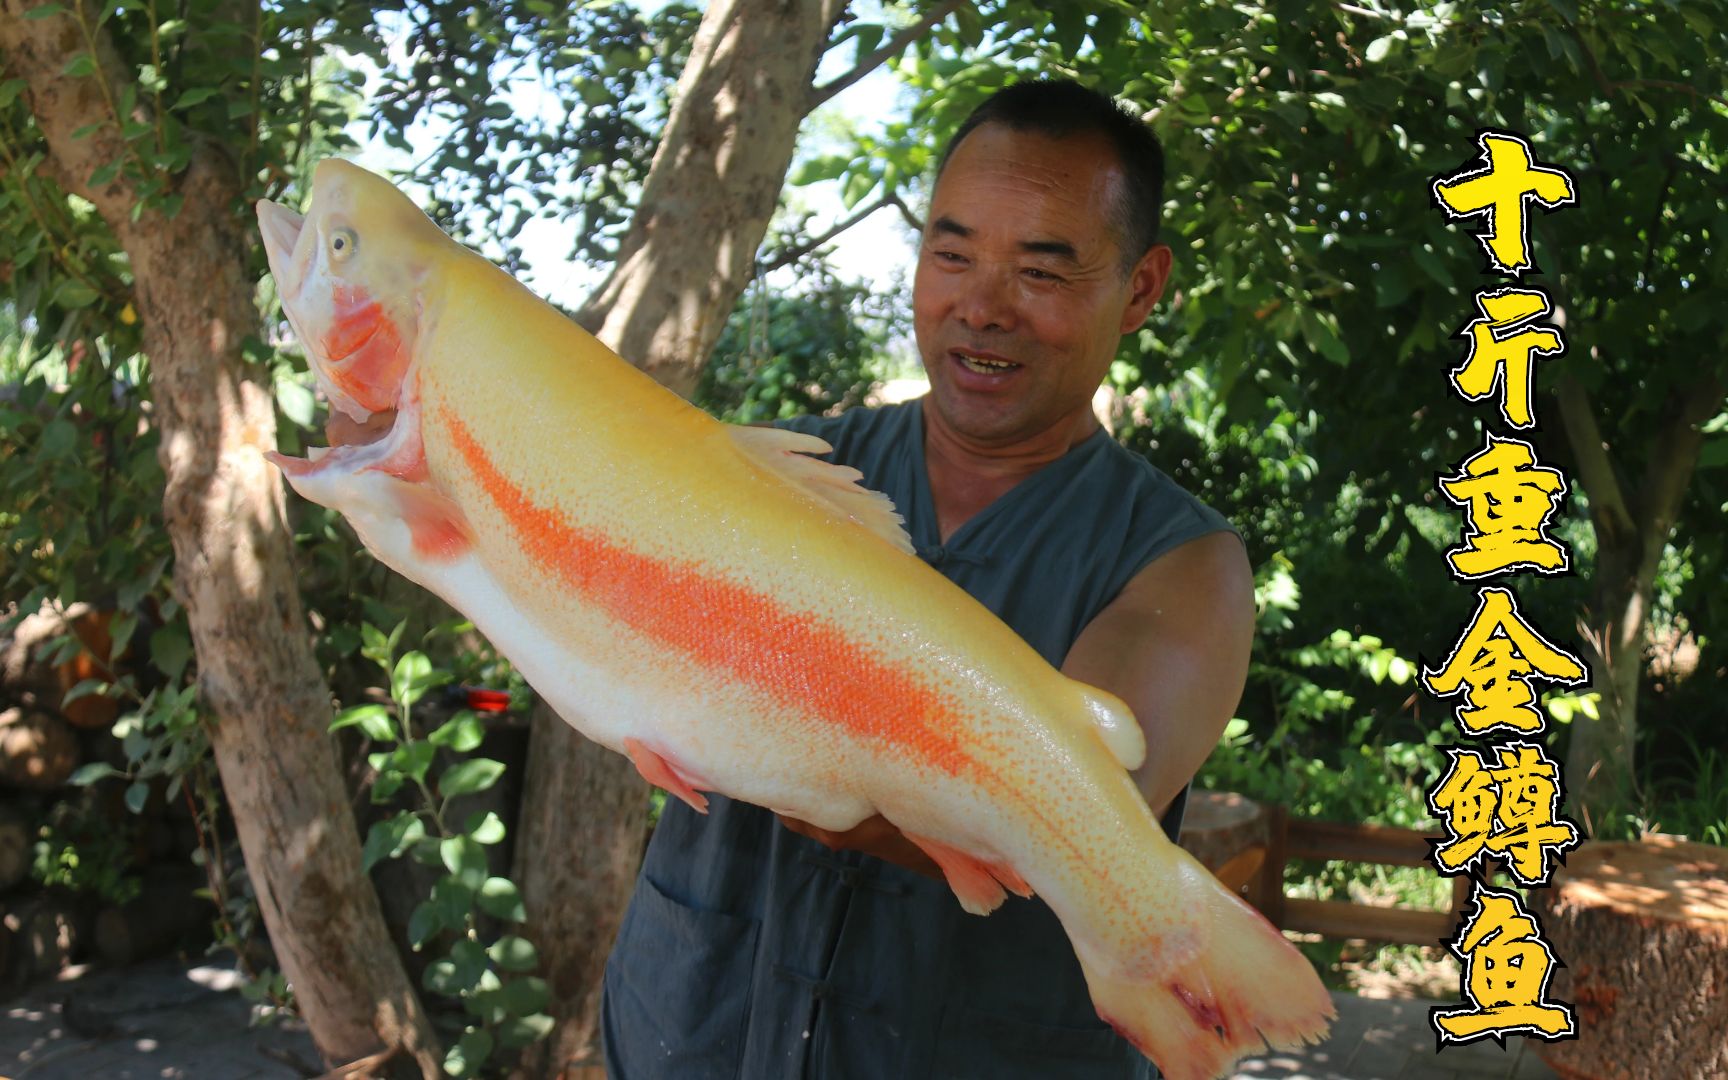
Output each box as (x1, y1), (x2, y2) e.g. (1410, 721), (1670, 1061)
(269, 405), (403, 478)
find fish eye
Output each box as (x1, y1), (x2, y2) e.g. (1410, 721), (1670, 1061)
(329, 227), (358, 260)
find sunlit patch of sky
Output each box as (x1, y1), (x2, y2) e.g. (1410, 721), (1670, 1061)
(340, 3), (923, 314)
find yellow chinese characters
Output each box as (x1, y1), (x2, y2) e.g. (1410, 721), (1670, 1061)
(1432, 131), (1577, 276)
(1451, 288), (1565, 429)
(1428, 742), (1580, 885)
(1423, 586), (1587, 735)
(1431, 886), (1576, 1042)
(1438, 434), (1570, 578)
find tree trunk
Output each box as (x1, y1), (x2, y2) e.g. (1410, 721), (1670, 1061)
(508, 704), (649, 1076)
(576, 0), (849, 395)
(1530, 838), (1728, 1080)
(1554, 370), (1723, 828)
(519, 0), (849, 1066)
(0, 5), (440, 1072)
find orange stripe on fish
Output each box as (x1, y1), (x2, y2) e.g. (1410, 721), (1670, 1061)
(441, 404), (978, 777)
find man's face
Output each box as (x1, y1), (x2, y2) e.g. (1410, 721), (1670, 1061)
(913, 123), (1171, 448)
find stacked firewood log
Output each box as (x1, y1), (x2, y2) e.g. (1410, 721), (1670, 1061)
(1, 601), (210, 996)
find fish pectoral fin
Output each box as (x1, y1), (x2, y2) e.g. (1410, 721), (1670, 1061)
(726, 425), (914, 555)
(373, 470), (474, 562)
(623, 737), (710, 814)
(903, 832), (1032, 916)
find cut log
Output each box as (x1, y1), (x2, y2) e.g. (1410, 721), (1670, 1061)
(1, 602), (76, 702)
(1177, 789), (1270, 894)
(94, 864), (209, 965)
(1531, 836), (1728, 1080)
(0, 706), (80, 790)
(53, 608), (122, 730)
(0, 800), (31, 891)
(2, 890), (90, 981)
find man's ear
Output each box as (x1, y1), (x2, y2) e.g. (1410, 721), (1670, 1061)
(1119, 244), (1173, 334)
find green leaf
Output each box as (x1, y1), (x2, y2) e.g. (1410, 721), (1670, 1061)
(149, 625), (191, 681)
(495, 1013), (554, 1049)
(125, 780), (149, 813)
(273, 375), (314, 427)
(70, 762), (123, 785)
(70, 122), (102, 140)
(172, 86), (220, 110)
(1365, 36), (1394, 64)
(465, 810), (505, 845)
(488, 934), (539, 973)
(407, 900), (444, 949)
(63, 54), (97, 78)
(432, 878), (474, 928)
(0, 79), (26, 107)
(89, 160), (121, 188)
(60, 677), (107, 707)
(398, 741), (436, 783)
(441, 834), (488, 890)
(444, 1029), (494, 1078)
(429, 711), (485, 752)
(55, 280), (100, 308)
(500, 975), (550, 1016)
(40, 418), (76, 458)
(448, 937), (489, 991)
(439, 757), (504, 799)
(108, 610), (137, 661)
(391, 650), (431, 705)
(362, 811), (426, 872)
(840, 169), (873, 209)
(25, 3), (68, 18)
(422, 958), (460, 994)
(476, 876), (525, 921)
(330, 703), (396, 742)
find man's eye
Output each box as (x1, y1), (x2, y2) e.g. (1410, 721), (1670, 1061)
(1023, 267), (1063, 283)
(933, 250), (967, 264)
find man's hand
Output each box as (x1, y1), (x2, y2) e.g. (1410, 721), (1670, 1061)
(775, 812), (943, 881)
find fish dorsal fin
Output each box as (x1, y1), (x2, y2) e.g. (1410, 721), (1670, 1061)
(1076, 683), (1146, 770)
(728, 425), (914, 555)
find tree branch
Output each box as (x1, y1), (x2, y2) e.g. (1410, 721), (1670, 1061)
(1554, 369), (1636, 552)
(1634, 370), (1725, 562)
(1610, 79), (1728, 112)
(888, 189), (924, 233)
(761, 192), (900, 274)
(0, 0), (150, 222)
(805, 0), (964, 116)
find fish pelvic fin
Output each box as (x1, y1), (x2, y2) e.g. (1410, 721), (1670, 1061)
(903, 831), (1033, 916)
(623, 737), (710, 814)
(727, 425), (914, 555)
(1077, 860), (1334, 1080)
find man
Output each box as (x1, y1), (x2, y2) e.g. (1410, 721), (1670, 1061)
(601, 79), (1254, 1079)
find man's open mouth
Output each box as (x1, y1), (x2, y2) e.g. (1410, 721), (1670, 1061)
(953, 350), (1021, 375)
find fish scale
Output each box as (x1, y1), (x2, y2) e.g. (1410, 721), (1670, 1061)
(258, 157), (1334, 1080)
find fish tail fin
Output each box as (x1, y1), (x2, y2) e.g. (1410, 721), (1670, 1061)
(1075, 855), (1335, 1080)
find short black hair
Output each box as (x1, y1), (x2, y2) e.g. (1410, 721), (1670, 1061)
(935, 79), (1165, 274)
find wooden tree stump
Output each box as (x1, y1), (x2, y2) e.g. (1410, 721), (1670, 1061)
(0, 706), (80, 790)
(1530, 836), (1728, 1080)
(0, 800), (32, 892)
(1177, 790), (1270, 894)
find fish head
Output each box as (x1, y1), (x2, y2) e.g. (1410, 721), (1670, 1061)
(257, 158), (441, 424)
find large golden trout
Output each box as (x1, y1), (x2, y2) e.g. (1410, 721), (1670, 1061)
(258, 159), (1332, 1080)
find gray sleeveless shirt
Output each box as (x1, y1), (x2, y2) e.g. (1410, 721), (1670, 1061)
(602, 399), (1238, 1080)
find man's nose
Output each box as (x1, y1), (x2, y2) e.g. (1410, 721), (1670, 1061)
(954, 264), (1017, 333)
